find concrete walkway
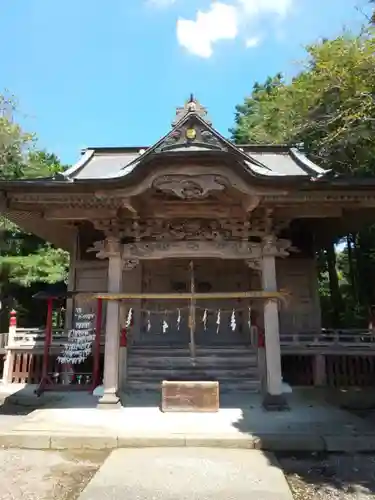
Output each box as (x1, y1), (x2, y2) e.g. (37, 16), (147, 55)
(1, 384), (375, 452)
(78, 448), (294, 500)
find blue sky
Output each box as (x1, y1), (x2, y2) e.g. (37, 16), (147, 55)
(0, 0), (372, 165)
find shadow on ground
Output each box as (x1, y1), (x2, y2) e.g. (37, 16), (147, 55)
(277, 452), (375, 499)
(235, 388), (375, 498)
(0, 384), (98, 415)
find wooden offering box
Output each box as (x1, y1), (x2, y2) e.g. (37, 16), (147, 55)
(161, 380), (219, 412)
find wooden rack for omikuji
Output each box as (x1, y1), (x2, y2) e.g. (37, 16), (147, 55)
(33, 289), (103, 396)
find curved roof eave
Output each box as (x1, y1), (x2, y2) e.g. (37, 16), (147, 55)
(66, 151), (315, 189)
(289, 147), (331, 177)
(62, 149), (95, 179)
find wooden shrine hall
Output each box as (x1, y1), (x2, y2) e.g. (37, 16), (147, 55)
(2, 96), (375, 410)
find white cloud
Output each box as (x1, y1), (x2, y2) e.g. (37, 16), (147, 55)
(177, 2), (238, 58)
(245, 36), (260, 48)
(176, 0), (293, 57)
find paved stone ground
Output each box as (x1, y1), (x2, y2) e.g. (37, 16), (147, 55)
(78, 448), (294, 500)
(0, 449), (107, 500)
(1, 448), (375, 499)
(8, 390), (373, 438)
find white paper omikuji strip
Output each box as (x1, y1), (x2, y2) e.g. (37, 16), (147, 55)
(125, 308), (133, 328)
(62, 351), (91, 359)
(57, 313), (95, 363)
(74, 335), (95, 343)
(59, 353), (91, 363)
(64, 343), (92, 352)
(75, 313), (95, 321)
(202, 309), (207, 331)
(73, 330), (93, 337)
(216, 309), (221, 334)
(230, 309), (236, 332)
(65, 340), (92, 348)
(75, 322), (93, 329)
(162, 318), (168, 334)
(177, 309), (181, 330)
(62, 348), (91, 357)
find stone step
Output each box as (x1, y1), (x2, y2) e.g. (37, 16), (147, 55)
(126, 379), (260, 392)
(127, 367), (259, 380)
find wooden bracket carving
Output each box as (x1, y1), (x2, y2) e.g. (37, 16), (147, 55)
(245, 259), (262, 272)
(87, 237), (122, 260)
(122, 259), (139, 271)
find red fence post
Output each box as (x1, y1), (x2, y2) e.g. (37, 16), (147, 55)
(9, 309), (17, 328)
(7, 309), (17, 346)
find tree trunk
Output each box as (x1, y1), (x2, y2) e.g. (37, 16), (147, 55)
(325, 241), (342, 327)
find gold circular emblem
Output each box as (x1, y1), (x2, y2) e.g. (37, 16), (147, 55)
(186, 128), (196, 140)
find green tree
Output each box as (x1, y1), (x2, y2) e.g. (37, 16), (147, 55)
(0, 93), (34, 179)
(0, 96), (69, 328)
(231, 29), (375, 327)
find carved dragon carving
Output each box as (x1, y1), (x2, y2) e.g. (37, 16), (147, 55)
(153, 174), (229, 200)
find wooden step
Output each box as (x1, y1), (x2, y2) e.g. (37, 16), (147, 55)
(130, 347), (256, 357)
(126, 344), (260, 394)
(127, 367), (259, 379)
(128, 356), (257, 369)
(126, 379), (261, 392)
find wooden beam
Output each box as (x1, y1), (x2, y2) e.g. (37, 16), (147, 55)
(277, 206), (343, 219)
(89, 290), (290, 303)
(44, 208), (117, 220)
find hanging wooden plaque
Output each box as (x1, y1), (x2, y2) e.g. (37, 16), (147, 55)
(161, 380), (219, 412)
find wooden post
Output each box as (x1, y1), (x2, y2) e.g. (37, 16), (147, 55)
(261, 237), (288, 410)
(92, 298), (103, 390)
(35, 298), (53, 396)
(313, 354), (327, 386)
(98, 238), (122, 408)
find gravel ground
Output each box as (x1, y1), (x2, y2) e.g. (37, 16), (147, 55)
(279, 453), (375, 500)
(0, 449), (107, 500)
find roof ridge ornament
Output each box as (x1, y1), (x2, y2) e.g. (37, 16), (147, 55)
(172, 95), (212, 126)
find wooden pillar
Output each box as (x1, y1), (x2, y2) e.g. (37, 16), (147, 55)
(313, 354), (326, 386)
(65, 230), (78, 330)
(261, 237), (288, 410)
(98, 238), (122, 408)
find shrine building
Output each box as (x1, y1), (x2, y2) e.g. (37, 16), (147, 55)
(2, 96), (375, 410)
